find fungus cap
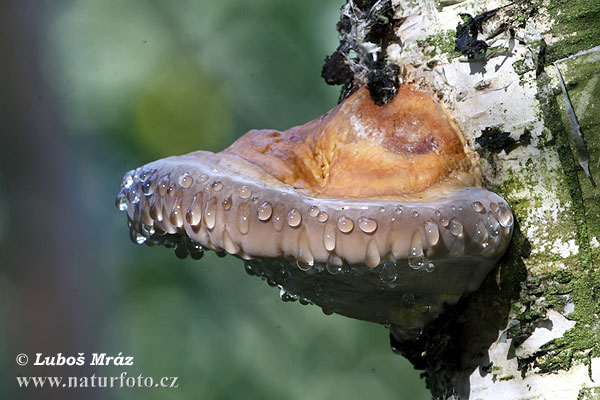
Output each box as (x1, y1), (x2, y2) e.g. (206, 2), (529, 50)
(116, 86), (514, 340)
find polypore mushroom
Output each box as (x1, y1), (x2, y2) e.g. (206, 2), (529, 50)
(116, 85), (514, 340)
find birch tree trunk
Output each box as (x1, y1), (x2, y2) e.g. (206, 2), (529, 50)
(325, 0), (600, 398)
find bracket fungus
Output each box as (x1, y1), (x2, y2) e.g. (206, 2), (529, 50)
(116, 85), (514, 341)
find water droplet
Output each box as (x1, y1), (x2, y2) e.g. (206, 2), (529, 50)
(449, 218), (463, 236)
(408, 231), (424, 270)
(212, 180), (223, 191)
(198, 174), (209, 184)
(380, 262), (398, 284)
(425, 262), (435, 273)
(401, 293), (416, 308)
(222, 229), (239, 254)
(149, 196), (163, 221)
(287, 208), (302, 227)
(174, 242), (188, 259)
(127, 187), (140, 204)
(317, 211), (329, 223)
(326, 254), (343, 274)
(396, 206), (403, 214)
(358, 216), (378, 233)
(323, 221), (336, 251)
(187, 241), (204, 259)
(204, 197), (217, 229)
(272, 203), (285, 231)
(471, 201), (484, 213)
(222, 196), (232, 211)
(337, 216), (354, 233)
(412, 211), (419, 218)
(251, 197), (259, 204)
(238, 185), (252, 199)
(322, 307), (334, 316)
(167, 184), (176, 197)
(451, 205), (456, 211)
(115, 189), (127, 211)
(379, 206), (386, 213)
(157, 175), (170, 196)
(178, 172), (193, 188)
(135, 233), (147, 245)
(142, 175), (157, 196)
(279, 288), (298, 302)
(123, 171), (134, 188)
(299, 297), (311, 305)
(308, 205), (319, 217)
(424, 220), (439, 246)
(257, 201), (273, 221)
(472, 220), (488, 245)
(439, 216), (449, 227)
(498, 205), (514, 227)
(186, 193), (203, 226)
(434, 210), (441, 217)
(237, 202), (252, 235)
(416, 299), (432, 313)
(449, 234), (465, 257)
(486, 212), (501, 237)
(490, 202), (499, 212)
(244, 263), (255, 276)
(296, 229), (314, 270)
(170, 197), (184, 227)
(140, 169), (156, 182)
(366, 239), (380, 268)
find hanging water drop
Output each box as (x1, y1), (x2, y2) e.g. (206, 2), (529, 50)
(238, 185), (252, 199)
(308, 205), (319, 217)
(317, 211), (329, 223)
(272, 203), (285, 231)
(380, 262), (398, 285)
(204, 197), (217, 229)
(257, 201), (273, 221)
(358, 216), (378, 233)
(337, 216), (354, 233)
(212, 180), (223, 191)
(237, 202), (252, 235)
(222, 196), (232, 211)
(408, 231), (425, 270)
(178, 172), (193, 188)
(135, 233), (147, 245)
(157, 175), (170, 196)
(424, 220), (439, 246)
(115, 189), (127, 211)
(296, 229), (314, 270)
(471, 201), (484, 213)
(401, 293), (416, 308)
(323, 220), (336, 251)
(486, 211), (501, 237)
(498, 205), (514, 227)
(425, 262), (435, 273)
(326, 254), (343, 274)
(449, 218), (463, 236)
(287, 208), (302, 227)
(186, 193), (202, 226)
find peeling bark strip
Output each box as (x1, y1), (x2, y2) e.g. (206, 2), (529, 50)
(326, 0), (600, 398)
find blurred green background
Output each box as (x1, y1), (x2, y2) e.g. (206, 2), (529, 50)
(0, 1), (429, 399)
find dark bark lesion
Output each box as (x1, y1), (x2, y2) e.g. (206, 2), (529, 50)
(321, 0), (402, 105)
